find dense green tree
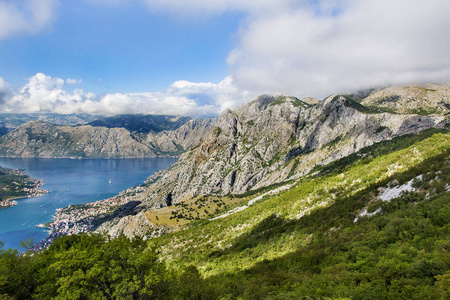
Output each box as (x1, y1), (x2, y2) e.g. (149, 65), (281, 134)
(1, 234), (171, 299)
(0, 246), (37, 299)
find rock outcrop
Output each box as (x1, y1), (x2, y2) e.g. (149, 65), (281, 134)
(143, 118), (217, 155)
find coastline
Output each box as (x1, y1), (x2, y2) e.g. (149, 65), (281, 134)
(0, 173), (50, 209)
(32, 184), (146, 251)
(0, 157), (178, 251)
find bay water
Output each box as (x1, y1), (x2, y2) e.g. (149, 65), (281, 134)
(0, 157), (177, 250)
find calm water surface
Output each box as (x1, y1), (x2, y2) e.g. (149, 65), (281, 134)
(0, 157), (177, 250)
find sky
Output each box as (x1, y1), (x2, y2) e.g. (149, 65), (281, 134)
(0, 0), (449, 116)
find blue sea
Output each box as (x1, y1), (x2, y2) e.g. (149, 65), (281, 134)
(0, 157), (177, 250)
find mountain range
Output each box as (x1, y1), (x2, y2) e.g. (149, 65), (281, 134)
(0, 115), (216, 158)
(1, 83), (450, 299)
(25, 83), (448, 239)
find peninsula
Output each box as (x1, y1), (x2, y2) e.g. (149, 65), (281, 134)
(0, 166), (49, 208)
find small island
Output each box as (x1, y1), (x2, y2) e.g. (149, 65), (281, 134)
(0, 166), (49, 208)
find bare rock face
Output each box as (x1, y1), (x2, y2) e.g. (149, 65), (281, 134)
(134, 94), (448, 209)
(94, 88), (449, 238)
(144, 118), (217, 155)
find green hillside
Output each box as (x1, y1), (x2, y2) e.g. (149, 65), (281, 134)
(0, 129), (449, 299)
(0, 167), (43, 204)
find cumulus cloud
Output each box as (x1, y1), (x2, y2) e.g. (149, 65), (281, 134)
(0, 73), (252, 116)
(0, 0), (58, 40)
(0, 77), (12, 104)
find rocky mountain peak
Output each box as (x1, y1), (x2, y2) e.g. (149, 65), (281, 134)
(129, 91), (448, 210)
(90, 84), (450, 239)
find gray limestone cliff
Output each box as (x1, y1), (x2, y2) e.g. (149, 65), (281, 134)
(135, 94), (447, 208)
(95, 90), (449, 238)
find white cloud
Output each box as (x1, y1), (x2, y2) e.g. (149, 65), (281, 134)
(140, 0), (293, 16)
(216, 76), (254, 111)
(66, 78), (82, 85)
(0, 73), (252, 116)
(0, 77), (12, 104)
(0, 0), (58, 40)
(116, 0), (450, 98)
(227, 0), (450, 97)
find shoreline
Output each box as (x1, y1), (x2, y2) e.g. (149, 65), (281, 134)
(0, 177), (50, 209)
(31, 184), (146, 251)
(0, 155), (180, 160)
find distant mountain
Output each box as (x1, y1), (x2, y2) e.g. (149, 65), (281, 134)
(0, 113), (101, 136)
(349, 83), (450, 115)
(0, 123), (8, 136)
(87, 114), (192, 134)
(0, 117), (216, 158)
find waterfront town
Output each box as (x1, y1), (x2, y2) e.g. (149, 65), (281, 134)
(0, 173), (49, 208)
(32, 184), (147, 250)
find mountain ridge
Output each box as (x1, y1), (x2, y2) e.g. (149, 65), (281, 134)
(89, 85), (449, 238)
(0, 117), (217, 158)
(133, 93), (447, 206)
(87, 114), (192, 134)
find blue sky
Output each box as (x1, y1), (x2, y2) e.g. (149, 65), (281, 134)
(0, 1), (240, 93)
(0, 0), (449, 116)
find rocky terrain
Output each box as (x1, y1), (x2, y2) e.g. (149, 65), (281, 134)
(351, 83), (450, 114)
(0, 116), (216, 158)
(134, 94), (447, 206)
(92, 86), (449, 238)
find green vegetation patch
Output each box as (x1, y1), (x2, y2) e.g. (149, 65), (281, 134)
(0, 167), (39, 203)
(153, 130), (450, 298)
(338, 95), (383, 114)
(269, 95), (311, 109)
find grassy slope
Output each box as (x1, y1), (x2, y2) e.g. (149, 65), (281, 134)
(145, 195), (250, 228)
(152, 130), (449, 299)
